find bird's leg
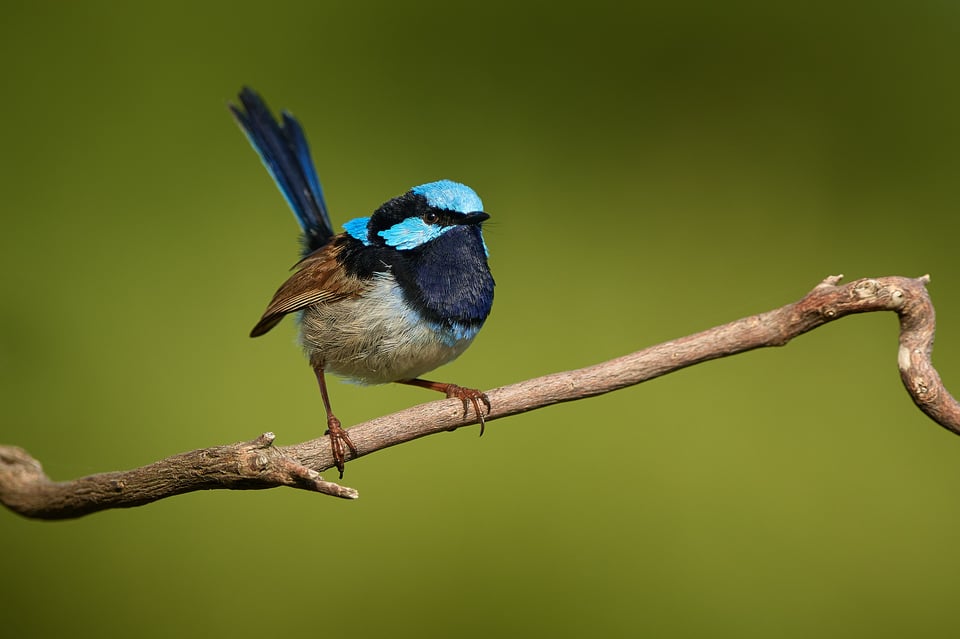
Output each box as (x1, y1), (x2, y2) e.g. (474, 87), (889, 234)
(399, 378), (492, 435)
(313, 366), (357, 478)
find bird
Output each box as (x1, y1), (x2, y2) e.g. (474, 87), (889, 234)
(229, 88), (495, 478)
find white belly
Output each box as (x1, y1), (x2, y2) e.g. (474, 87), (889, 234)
(298, 273), (475, 384)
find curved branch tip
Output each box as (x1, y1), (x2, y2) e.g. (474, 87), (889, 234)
(2, 273), (958, 518)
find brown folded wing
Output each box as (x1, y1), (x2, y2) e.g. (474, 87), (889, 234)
(250, 241), (369, 337)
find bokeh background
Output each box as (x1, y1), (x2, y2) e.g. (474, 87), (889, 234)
(2, 1), (960, 637)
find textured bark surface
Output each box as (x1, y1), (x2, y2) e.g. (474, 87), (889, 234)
(2, 275), (956, 519)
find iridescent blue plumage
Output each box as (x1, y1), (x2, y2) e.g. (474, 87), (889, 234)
(229, 87), (333, 254)
(231, 88), (495, 478)
(406, 223), (494, 340)
(412, 180), (484, 214)
(340, 180), (485, 251)
(378, 215), (455, 249)
(342, 216), (371, 244)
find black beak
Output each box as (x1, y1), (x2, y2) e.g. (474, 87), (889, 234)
(458, 211), (490, 225)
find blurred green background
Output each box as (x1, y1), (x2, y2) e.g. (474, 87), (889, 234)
(3, 1), (960, 637)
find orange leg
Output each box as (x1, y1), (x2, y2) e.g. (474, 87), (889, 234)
(314, 366), (357, 478)
(399, 378), (492, 435)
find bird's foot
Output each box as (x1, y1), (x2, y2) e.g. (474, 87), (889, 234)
(400, 378), (492, 435)
(325, 415), (357, 479)
(440, 384), (492, 436)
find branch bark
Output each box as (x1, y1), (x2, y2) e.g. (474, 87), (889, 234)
(2, 274), (956, 520)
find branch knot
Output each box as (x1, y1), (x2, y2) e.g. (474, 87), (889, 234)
(1, 273), (957, 519)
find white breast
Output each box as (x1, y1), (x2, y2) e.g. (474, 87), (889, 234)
(298, 272), (475, 384)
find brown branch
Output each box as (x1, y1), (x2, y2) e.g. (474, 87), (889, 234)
(2, 274), (957, 520)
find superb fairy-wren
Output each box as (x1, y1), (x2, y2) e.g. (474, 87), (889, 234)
(230, 88), (495, 477)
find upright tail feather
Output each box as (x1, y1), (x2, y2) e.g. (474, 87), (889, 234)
(230, 87), (334, 253)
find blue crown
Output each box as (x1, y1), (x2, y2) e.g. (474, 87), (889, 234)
(412, 180), (483, 213)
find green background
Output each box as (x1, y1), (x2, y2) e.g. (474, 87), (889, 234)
(3, 1), (960, 637)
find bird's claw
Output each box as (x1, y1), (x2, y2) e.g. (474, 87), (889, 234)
(442, 384), (492, 436)
(325, 416), (357, 479)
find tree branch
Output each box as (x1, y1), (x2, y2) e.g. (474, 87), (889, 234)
(2, 274), (956, 520)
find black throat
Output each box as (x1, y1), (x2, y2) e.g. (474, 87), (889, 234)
(338, 226), (494, 328)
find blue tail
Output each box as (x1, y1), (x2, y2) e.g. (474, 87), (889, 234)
(230, 87), (333, 253)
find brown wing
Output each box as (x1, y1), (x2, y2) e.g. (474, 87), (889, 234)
(250, 240), (369, 337)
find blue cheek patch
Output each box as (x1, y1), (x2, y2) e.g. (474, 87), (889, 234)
(343, 216), (372, 245)
(412, 180), (483, 213)
(378, 217), (453, 250)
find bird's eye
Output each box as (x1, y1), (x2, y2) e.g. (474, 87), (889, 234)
(422, 211), (439, 224)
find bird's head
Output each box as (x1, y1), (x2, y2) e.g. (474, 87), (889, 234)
(343, 180), (489, 252)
